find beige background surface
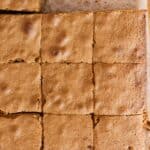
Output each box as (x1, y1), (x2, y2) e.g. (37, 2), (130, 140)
(44, 0), (147, 12)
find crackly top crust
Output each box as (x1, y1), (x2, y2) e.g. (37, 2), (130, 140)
(42, 63), (93, 114)
(94, 115), (145, 150)
(0, 14), (41, 63)
(94, 10), (146, 63)
(94, 63), (146, 115)
(0, 0), (41, 12)
(0, 63), (41, 113)
(41, 12), (93, 63)
(44, 114), (93, 150)
(0, 114), (41, 150)
(44, 0), (147, 12)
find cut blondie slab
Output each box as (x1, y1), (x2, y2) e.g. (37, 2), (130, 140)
(0, 63), (41, 113)
(94, 63), (146, 115)
(44, 115), (93, 150)
(94, 115), (145, 150)
(0, 114), (41, 150)
(41, 12), (93, 63)
(94, 10), (146, 63)
(0, 14), (41, 63)
(0, 0), (41, 12)
(42, 63), (93, 114)
(44, 0), (147, 12)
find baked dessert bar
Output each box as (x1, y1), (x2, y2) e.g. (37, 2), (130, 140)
(0, 0), (41, 12)
(94, 115), (145, 150)
(94, 63), (146, 115)
(0, 7), (147, 150)
(42, 63), (93, 114)
(0, 14), (41, 63)
(0, 114), (42, 150)
(41, 12), (93, 63)
(44, 114), (93, 150)
(94, 10), (146, 63)
(0, 63), (41, 113)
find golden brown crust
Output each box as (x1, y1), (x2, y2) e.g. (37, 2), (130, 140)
(0, 114), (42, 150)
(94, 10), (146, 63)
(0, 64), (41, 113)
(0, 9), (147, 149)
(42, 63), (93, 114)
(41, 12), (93, 63)
(44, 115), (93, 150)
(0, 15), (41, 63)
(94, 63), (146, 115)
(0, 0), (41, 12)
(94, 115), (145, 150)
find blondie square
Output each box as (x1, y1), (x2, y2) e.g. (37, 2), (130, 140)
(94, 115), (145, 150)
(41, 12), (93, 63)
(94, 10), (146, 63)
(44, 115), (93, 150)
(94, 63), (146, 115)
(0, 0), (41, 12)
(0, 15), (41, 63)
(0, 63), (41, 113)
(0, 114), (41, 150)
(42, 63), (93, 114)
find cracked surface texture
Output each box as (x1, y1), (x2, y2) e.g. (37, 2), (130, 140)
(44, 115), (93, 150)
(0, 0), (41, 11)
(94, 115), (145, 150)
(0, 63), (41, 113)
(0, 15), (41, 63)
(44, 0), (147, 12)
(41, 12), (93, 63)
(94, 10), (146, 63)
(94, 63), (146, 115)
(0, 114), (42, 150)
(0, 9), (148, 149)
(42, 63), (93, 114)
